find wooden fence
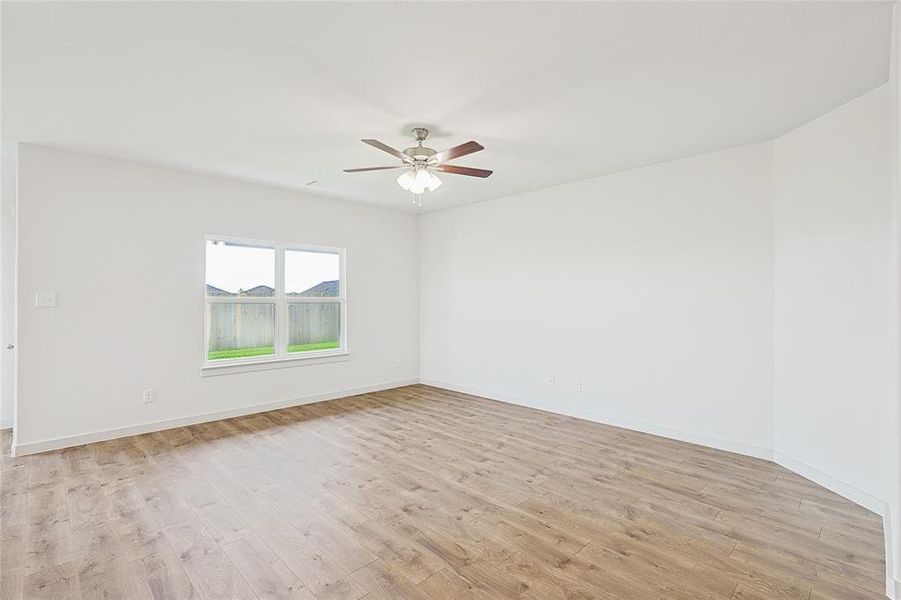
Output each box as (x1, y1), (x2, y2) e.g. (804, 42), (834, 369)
(207, 302), (339, 350)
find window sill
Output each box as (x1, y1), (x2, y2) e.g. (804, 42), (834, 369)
(200, 351), (350, 377)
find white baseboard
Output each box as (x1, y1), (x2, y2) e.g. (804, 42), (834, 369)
(772, 452), (889, 521)
(420, 378), (896, 599)
(11, 378), (418, 457)
(419, 378), (773, 460)
(773, 451), (895, 600)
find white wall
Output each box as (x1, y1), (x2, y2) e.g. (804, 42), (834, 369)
(893, 7), (901, 596)
(420, 141), (776, 456)
(0, 144), (16, 429)
(13, 145), (419, 451)
(773, 84), (896, 521)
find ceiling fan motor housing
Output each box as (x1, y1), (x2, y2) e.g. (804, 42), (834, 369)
(404, 127), (436, 162)
(403, 146), (436, 161)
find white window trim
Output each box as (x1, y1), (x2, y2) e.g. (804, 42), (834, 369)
(201, 235), (348, 375)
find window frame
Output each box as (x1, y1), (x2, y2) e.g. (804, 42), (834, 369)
(202, 235), (347, 372)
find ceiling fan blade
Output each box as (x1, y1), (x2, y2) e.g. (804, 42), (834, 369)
(433, 141), (484, 164)
(343, 166), (405, 173)
(434, 164), (493, 178)
(361, 139), (411, 162)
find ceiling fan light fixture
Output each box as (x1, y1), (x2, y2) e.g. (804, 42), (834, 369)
(396, 169), (415, 191)
(399, 166), (442, 194)
(410, 167), (431, 194)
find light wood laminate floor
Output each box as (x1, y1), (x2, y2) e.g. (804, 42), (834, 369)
(0, 385), (887, 599)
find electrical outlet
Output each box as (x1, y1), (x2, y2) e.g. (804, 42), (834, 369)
(142, 389), (154, 403)
(575, 381), (583, 392)
(394, 358), (401, 369)
(549, 376), (556, 388)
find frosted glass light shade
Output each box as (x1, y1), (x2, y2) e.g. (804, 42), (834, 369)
(397, 167), (442, 194)
(396, 170), (415, 191)
(410, 168), (429, 193)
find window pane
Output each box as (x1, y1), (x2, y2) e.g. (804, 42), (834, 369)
(207, 303), (275, 360)
(287, 302), (340, 353)
(206, 241), (275, 297)
(285, 249), (339, 297)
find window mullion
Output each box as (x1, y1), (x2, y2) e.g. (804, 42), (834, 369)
(339, 249), (346, 353)
(275, 243), (287, 358)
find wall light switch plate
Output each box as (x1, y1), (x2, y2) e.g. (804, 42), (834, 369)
(35, 292), (56, 308)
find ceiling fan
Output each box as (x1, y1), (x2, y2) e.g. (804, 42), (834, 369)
(344, 127), (493, 206)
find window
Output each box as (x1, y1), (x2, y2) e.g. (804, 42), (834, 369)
(205, 237), (345, 364)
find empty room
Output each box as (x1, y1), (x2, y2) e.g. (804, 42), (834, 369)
(1, 1), (900, 598)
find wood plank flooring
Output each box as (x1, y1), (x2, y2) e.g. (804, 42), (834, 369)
(0, 384), (887, 599)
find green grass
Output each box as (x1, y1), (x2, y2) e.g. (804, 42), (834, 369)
(208, 340), (339, 361)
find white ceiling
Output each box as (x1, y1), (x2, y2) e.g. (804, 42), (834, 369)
(1, 1), (893, 213)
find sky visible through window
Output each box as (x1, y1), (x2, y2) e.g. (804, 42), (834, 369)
(206, 242), (338, 294)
